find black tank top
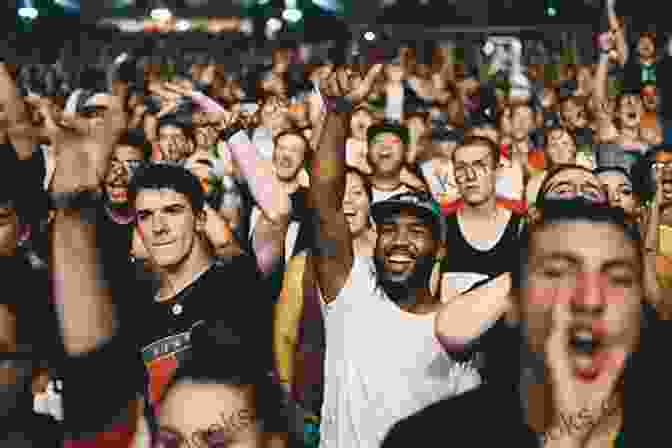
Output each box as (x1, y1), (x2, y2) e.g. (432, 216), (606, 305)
(440, 211), (523, 290)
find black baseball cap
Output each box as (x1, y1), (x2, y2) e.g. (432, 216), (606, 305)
(371, 191), (446, 242)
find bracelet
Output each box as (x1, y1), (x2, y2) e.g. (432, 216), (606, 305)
(48, 189), (103, 211)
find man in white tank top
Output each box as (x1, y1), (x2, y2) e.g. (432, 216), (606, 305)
(309, 108), (480, 448)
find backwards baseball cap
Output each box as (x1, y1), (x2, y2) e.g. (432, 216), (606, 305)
(367, 121), (410, 146)
(371, 191), (446, 242)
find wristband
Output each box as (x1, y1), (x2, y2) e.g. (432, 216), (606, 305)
(48, 189), (103, 211)
(326, 96), (355, 114)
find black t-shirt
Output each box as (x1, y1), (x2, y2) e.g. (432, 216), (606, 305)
(133, 255), (272, 405)
(384, 318), (672, 447)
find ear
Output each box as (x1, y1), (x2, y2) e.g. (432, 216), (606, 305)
(195, 208), (208, 233)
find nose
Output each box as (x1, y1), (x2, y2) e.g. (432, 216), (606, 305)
(608, 189), (621, 205)
(571, 270), (607, 316)
(390, 226), (411, 246)
(151, 213), (168, 235)
(464, 165), (478, 181)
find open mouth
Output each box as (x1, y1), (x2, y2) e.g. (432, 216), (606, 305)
(568, 325), (611, 382)
(385, 252), (415, 271)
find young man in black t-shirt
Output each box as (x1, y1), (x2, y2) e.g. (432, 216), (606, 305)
(384, 199), (670, 447)
(126, 163), (272, 407)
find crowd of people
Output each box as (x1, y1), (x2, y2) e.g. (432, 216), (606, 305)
(1, 0), (671, 446)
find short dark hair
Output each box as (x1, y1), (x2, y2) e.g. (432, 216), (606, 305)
(128, 163), (205, 213)
(117, 128), (152, 160)
(164, 321), (290, 437)
(452, 136), (500, 169)
(273, 130), (310, 154)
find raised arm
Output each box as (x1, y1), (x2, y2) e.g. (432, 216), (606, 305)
(435, 273), (513, 351)
(307, 104), (353, 303)
(0, 63), (38, 160)
(46, 94), (140, 446)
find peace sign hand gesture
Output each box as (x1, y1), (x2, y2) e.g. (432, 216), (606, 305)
(40, 94), (128, 194)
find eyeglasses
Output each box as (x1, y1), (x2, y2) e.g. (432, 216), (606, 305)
(454, 156), (493, 183)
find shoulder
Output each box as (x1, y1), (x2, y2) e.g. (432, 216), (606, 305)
(382, 386), (498, 447)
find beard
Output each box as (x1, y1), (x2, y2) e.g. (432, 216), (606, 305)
(373, 254), (435, 305)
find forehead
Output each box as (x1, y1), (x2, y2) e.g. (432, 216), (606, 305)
(346, 171), (366, 189)
(159, 381), (252, 443)
(159, 125), (186, 136)
(598, 171), (631, 186)
(547, 168), (599, 187)
(530, 220), (639, 267)
(135, 188), (191, 210)
(113, 145), (144, 160)
(276, 134), (306, 150)
(454, 143), (491, 163)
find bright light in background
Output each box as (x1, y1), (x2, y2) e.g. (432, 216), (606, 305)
(18, 7), (38, 19)
(282, 8), (303, 22)
(547, 7), (557, 16)
(240, 18), (254, 35)
(364, 31), (376, 41)
(265, 17), (282, 39)
(258, 0), (271, 4)
(311, 0), (344, 13)
(53, 0), (81, 9)
(175, 19), (191, 31)
(151, 8), (172, 21)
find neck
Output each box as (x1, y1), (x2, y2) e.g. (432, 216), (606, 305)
(384, 283), (436, 311)
(372, 173), (402, 191)
(157, 244), (214, 301)
(461, 196), (498, 219)
(640, 56), (655, 65)
(280, 178), (300, 195)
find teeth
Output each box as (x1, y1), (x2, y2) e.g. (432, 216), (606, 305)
(389, 255), (413, 262)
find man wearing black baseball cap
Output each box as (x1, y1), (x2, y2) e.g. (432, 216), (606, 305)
(309, 105), (479, 448)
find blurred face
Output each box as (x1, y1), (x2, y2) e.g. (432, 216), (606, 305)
(0, 204), (20, 257)
(368, 132), (406, 177)
(638, 35), (655, 60)
(273, 134), (307, 182)
(541, 168), (607, 204)
(521, 221), (642, 378)
(134, 189), (205, 270)
(350, 109), (374, 141)
(260, 97), (291, 133)
(158, 381), (276, 448)
(105, 145), (145, 205)
(194, 125), (218, 150)
(655, 151), (672, 204)
(158, 125), (194, 162)
(453, 143), (497, 206)
(641, 86), (658, 112)
(561, 99), (587, 131)
(435, 140), (459, 159)
(618, 94), (643, 129)
(470, 126), (499, 146)
(260, 72), (287, 98)
(343, 172), (371, 237)
(545, 129), (577, 166)
(598, 171), (638, 218)
(186, 150), (216, 195)
(374, 209), (438, 291)
(407, 116), (428, 140)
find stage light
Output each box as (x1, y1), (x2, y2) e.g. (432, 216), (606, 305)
(176, 19), (191, 31)
(151, 8), (172, 21)
(282, 8), (303, 22)
(364, 31), (376, 41)
(18, 7), (38, 19)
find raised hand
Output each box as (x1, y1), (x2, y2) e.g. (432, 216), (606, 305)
(41, 94), (127, 194)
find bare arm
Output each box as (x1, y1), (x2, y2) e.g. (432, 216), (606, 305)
(0, 63), (38, 160)
(308, 109), (353, 303)
(273, 254), (306, 391)
(435, 273), (512, 350)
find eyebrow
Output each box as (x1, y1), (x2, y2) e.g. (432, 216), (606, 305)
(534, 253), (638, 272)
